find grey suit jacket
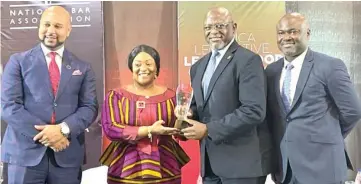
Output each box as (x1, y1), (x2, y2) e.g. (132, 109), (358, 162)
(266, 49), (361, 183)
(189, 41), (272, 178)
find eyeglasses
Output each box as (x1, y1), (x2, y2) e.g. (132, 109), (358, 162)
(277, 29), (301, 37)
(204, 22), (233, 31)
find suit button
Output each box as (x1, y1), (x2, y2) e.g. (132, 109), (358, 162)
(286, 118), (290, 122)
(53, 103), (57, 107)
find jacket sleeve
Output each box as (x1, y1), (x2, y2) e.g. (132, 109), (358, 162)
(327, 59), (361, 138)
(1, 54), (47, 139)
(62, 64), (99, 137)
(102, 90), (144, 142)
(189, 64), (199, 121)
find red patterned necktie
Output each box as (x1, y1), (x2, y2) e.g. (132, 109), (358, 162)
(49, 52), (60, 124)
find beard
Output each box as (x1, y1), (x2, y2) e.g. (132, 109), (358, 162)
(209, 41), (226, 50)
(40, 36), (64, 50)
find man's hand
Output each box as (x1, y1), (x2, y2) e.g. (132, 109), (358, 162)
(181, 119), (207, 140)
(33, 125), (63, 147)
(50, 136), (70, 152)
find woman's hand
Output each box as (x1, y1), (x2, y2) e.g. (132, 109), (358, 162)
(150, 120), (180, 135)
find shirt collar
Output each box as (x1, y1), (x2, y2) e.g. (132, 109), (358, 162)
(212, 37), (235, 56)
(283, 48), (308, 69)
(41, 43), (65, 58)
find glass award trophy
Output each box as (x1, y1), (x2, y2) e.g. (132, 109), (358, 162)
(174, 82), (193, 130)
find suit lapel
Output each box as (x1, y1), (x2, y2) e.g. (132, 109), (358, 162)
(274, 60), (287, 116)
(55, 49), (73, 100)
(33, 44), (54, 99)
(204, 42), (238, 104)
(193, 53), (211, 109)
(289, 49), (314, 112)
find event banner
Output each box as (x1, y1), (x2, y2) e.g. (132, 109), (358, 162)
(0, 1), (103, 182)
(178, 2), (285, 183)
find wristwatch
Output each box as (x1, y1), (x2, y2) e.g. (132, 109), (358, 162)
(60, 123), (70, 137)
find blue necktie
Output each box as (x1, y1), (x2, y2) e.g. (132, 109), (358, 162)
(202, 51), (219, 99)
(281, 63), (294, 112)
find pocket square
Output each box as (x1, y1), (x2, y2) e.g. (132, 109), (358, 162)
(72, 70), (82, 76)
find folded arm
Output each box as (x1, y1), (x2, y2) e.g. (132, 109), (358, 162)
(102, 90), (150, 142)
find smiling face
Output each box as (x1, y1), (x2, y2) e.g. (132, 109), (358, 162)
(204, 7), (236, 50)
(276, 13), (310, 61)
(38, 6), (71, 50)
(132, 52), (158, 87)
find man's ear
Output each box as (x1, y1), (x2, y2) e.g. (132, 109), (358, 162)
(307, 28), (311, 37)
(67, 25), (72, 37)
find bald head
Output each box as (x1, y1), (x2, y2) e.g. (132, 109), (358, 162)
(277, 13), (309, 31)
(276, 12), (310, 61)
(39, 6), (72, 50)
(41, 6), (71, 25)
(205, 7), (234, 24)
(204, 7), (236, 50)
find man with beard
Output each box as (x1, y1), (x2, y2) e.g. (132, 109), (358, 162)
(180, 7), (272, 184)
(266, 13), (361, 184)
(1, 6), (98, 184)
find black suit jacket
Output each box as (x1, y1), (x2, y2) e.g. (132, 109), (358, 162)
(190, 41), (272, 178)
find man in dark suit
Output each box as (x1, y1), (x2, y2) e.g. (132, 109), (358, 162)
(1, 6), (98, 184)
(266, 13), (361, 184)
(181, 7), (272, 184)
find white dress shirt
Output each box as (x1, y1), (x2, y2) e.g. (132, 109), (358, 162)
(41, 43), (64, 74)
(279, 48), (308, 104)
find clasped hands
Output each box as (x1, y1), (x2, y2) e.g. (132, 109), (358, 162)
(33, 125), (69, 152)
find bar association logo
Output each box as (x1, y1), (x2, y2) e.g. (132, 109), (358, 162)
(7, 1), (92, 30)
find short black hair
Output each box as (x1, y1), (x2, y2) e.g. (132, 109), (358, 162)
(128, 44), (160, 76)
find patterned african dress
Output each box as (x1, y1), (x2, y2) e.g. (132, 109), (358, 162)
(100, 88), (190, 184)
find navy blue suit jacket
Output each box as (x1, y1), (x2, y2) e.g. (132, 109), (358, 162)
(1, 44), (98, 167)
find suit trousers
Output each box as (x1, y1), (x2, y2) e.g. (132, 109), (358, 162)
(202, 148), (266, 184)
(283, 162), (344, 184)
(7, 148), (82, 184)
